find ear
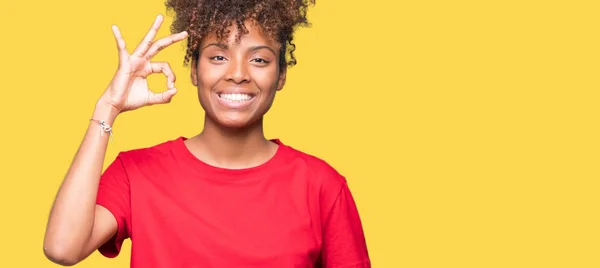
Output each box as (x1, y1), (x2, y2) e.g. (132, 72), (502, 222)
(276, 64), (287, 91)
(190, 59), (198, 86)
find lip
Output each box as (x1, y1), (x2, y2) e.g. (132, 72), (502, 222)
(214, 92), (257, 109)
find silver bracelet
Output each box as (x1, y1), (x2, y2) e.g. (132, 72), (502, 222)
(90, 118), (114, 141)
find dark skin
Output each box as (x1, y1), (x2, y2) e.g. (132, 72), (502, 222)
(185, 19), (287, 169)
(43, 14), (287, 266)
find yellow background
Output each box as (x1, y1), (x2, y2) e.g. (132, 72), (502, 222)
(0, 0), (598, 267)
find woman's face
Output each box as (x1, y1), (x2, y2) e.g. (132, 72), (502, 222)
(191, 20), (286, 129)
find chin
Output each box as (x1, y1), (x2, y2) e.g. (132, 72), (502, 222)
(212, 112), (261, 130)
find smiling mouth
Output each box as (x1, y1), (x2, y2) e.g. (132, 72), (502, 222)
(217, 93), (255, 103)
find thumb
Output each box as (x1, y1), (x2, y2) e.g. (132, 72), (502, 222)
(147, 88), (178, 105)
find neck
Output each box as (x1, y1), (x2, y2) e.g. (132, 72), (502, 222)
(186, 116), (278, 169)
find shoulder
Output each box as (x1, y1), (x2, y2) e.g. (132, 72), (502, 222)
(114, 136), (181, 166)
(280, 141), (347, 189)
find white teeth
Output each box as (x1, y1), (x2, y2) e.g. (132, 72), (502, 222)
(219, 93), (253, 102)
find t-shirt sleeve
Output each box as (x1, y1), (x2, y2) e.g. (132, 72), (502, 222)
(320, 180), (371, 268)
(95, 153), (131, 258)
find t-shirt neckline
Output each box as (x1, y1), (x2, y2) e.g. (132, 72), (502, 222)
(171, 136), (288, 179)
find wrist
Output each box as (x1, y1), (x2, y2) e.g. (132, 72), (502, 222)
(93, 100), (120, 125)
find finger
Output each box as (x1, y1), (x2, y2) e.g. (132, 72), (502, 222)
(147, 88), (178, 105)
(132, 14), (164, 57)
(111, 25), (129, 64)
(145, 31), (188, 60)
(150, 62), (176, 89)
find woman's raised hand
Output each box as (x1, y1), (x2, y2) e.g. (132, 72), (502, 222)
(98, 14), (188, 114)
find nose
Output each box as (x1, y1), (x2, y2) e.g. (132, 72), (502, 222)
(225, 57), (250, 84)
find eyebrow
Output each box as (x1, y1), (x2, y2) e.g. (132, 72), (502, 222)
(249, 45), (277, 56)
(202, 43), (228, 50)
(202, 43), (277, 56)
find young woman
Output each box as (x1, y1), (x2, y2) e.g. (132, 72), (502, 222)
(43, 0), (370, 267)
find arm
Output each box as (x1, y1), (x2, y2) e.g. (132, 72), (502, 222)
(42, 104), (120, 266)
(319, 181), (371, 268)
(42, 14), (187, 266)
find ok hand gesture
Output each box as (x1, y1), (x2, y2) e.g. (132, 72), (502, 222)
(99, 14), (188, 114)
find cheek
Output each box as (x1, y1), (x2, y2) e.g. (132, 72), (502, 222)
(197, 62), (225, 89)
(251, 68), (280, 91)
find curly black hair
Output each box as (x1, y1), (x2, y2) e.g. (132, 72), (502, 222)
(165, 0), (316, 69)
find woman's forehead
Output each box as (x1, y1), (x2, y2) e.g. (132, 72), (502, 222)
(201, 22), (280, 49)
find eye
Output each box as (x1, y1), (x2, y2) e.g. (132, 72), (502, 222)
(251, 58), (270, 64)
(209, 56), (226, 61)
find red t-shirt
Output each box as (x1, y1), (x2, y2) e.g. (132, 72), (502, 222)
(96, 137), (370, 268)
